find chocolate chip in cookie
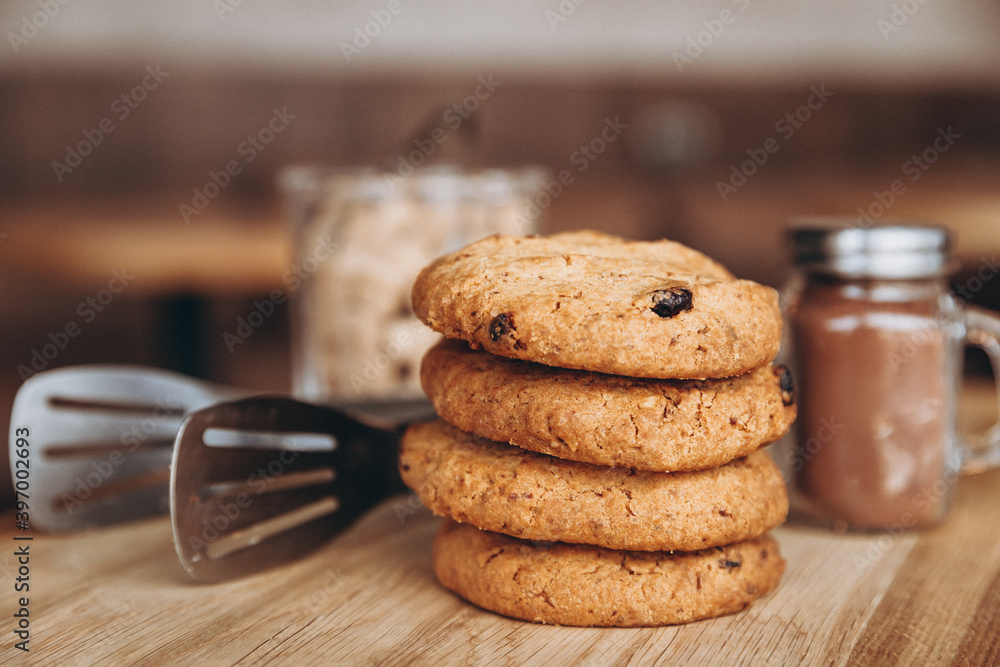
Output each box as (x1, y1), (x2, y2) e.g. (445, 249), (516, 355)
(776, 365), (796, 406)
(489, 312), (515, 342)
(650, 287), (693, 318)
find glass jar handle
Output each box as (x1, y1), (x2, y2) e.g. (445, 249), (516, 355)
(959, 305), (1000, 474)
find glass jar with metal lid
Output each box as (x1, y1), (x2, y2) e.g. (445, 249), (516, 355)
(779, 221), (1000, 531)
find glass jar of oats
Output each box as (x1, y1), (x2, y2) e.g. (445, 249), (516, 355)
(279, 165), (547, 407)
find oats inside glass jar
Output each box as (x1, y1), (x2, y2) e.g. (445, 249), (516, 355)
(281, 166), (548, 404)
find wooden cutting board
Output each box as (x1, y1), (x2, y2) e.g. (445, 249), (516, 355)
(3, 462), (1000, 666)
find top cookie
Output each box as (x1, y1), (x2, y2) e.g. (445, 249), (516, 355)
(411, 231), (782, 379)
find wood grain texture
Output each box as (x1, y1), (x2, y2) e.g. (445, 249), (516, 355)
(2, 469), (1000, 665)
(0, 206), (288, 296)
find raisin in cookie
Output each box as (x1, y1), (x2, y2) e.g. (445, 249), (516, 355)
(433, 520), (785, 627)
(399, 420), (788, 552)
(411, 231), (782, 379)
(421, 338), (796, 471)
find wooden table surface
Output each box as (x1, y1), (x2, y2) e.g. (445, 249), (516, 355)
(2, 456), (999, 666)
(0, 200), (289, 296)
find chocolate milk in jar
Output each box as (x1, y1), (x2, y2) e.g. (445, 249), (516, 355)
(781, 223), (1000, 531)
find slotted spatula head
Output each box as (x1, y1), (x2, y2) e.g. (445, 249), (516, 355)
(171, 396), (405, 582)
(9, 365), (242, 532)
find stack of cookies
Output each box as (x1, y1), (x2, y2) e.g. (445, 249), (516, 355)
(400, 231), (795, 627)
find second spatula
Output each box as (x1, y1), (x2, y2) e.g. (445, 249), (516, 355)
(170, 395), (410, 582)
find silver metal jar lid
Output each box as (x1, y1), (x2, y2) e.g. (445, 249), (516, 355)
(788, 219), (954, 279)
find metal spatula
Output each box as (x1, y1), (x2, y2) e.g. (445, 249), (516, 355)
(9, 366), (245, 532)
(170, 396), (409, 582)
